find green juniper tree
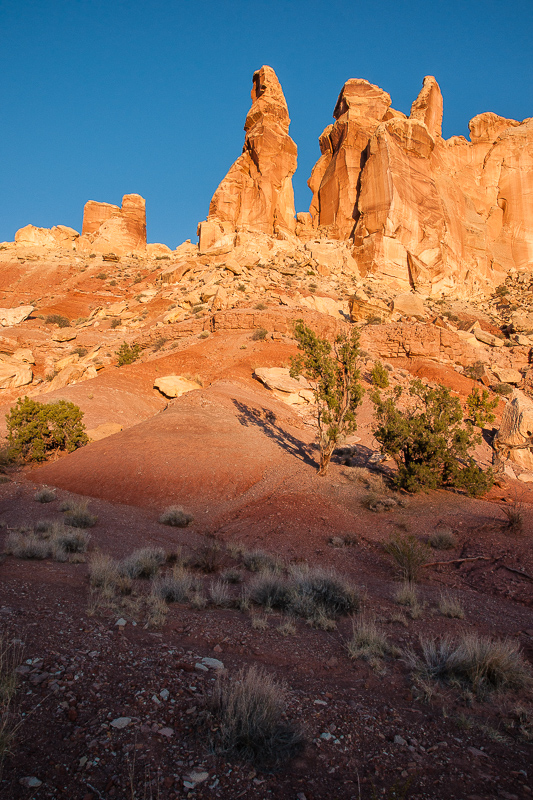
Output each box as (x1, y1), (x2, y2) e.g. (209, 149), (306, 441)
(290, 321), (364, 476)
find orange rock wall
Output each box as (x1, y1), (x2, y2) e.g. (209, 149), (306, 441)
(309, 76), (533, 295)
(78, 194), (146, 255)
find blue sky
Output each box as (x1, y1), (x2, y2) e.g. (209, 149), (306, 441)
(1, 0), (532, 248)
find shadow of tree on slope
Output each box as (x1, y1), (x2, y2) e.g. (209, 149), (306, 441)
(232, 400), (317, 468)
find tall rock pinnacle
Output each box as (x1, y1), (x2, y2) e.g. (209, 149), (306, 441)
(207, 65), (297, 236)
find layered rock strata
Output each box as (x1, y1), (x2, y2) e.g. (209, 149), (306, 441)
(77, 194), (147, 255)
(203, 65), (297, 243)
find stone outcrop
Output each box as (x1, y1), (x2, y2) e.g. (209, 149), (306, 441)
(15, 225), (79, 249)
(308, 75), (533, 296)
(205, 66), (297, 238)
(77, 194), (147, 255)
(0, 306), (34, 327)
(493, 390), (533, 471)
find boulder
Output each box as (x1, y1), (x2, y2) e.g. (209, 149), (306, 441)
(492, 367), (523, 385)
(254, 367), (310, 394)
(153, 376), (201, 398)
(391, 293), (426, 319)
(0, 361), (33, 389)
(0, 306), (34, 327)
(206, 65), (297, 236)
(45, 364), (87, 392)
(474, 329), (504, 347)
(493, 389), (533, 471)
(51, 328), (77, 342)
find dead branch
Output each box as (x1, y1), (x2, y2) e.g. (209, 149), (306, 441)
(422, 556), (491, 568)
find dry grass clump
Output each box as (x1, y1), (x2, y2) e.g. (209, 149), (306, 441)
(191, 540), (222, 573)
(145, 594), (168, 629)
(347, 617), (394, 661)
(277, 618), (296, 636)
(202, 665), (304, 768)
(429, 527), (456, 550)
(158, 506), (193, 527)
(500, 499), (524, 534)
(343, 466), (386, 493)
(209, 579), (232, 608)
(152, 566), (195, 603)
(88, 552), (132, 595)
(5, 524), (90, 561)
(119, 547), (166, 579)
(248, 566), (359, 628)
(408, 633), (532, 694)
(384, 534), (429, 582)
(220, 567), (243, 584)
(0, 637), (21, 772)
(34, 487), (56, 503)
(438, 592), (465, 619)
(64, 501), (97, 528)
(242, 549), (282, 574)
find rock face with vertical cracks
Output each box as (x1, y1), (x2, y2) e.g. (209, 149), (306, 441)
(308, 74), (533, 296)
(206, 65), (297, 237)
(77, 194), (147, 256)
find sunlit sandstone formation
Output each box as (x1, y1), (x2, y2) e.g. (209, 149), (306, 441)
(309, 75), (533, 295)
(203, 65), (297, 242)
(78, 194), (147, 255)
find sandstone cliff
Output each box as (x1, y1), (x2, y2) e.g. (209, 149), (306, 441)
(309, 75), (533, 296)
(203, 65), (297, 242)
(77, 193), (147, 255)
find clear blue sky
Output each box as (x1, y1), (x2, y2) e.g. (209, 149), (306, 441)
(1, 0), (532, 248)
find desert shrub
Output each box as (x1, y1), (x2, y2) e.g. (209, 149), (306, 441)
(6, 397), (88, 463)
(394, 581), (419, 608)
(495, 285), (509, 297)
(438, 592), (465, 619)
(209, 579), (232, 607)
(145, 594), (168, 629)
(5, 532), (49, 560)
(110, 318), (121, 329)
(251, 328), (268, 341)
(116, 342), (142, 366)
(45, 314), (70, 328)
(242, 549), (281, 574)
(0, 636), (21, 770)
(464, 361), (486, 381)
(371, 361), (389, 389)
(429, 528), (456, 550)
(409, 634), (532, 694)
(291, 321), (364, 475)
(255, 302), (267, 311)
(88, 552), (130, 593)
(466, 387), (498, 428)
(372, 380), (493, 496)
(152, 566), (195, 603)
(220, 568), (243, 584)
(119, 547), (166, 579)
(277, 618), (297, 636)
(290, 566), (359, 618)
(347, 617), (393, 661)
(72, 346), (88, 358)
(248, 573), (293, 611)
(202, 665), (304, 768)
(158, 506), (193, 527)
(493, 382), (513, 397)
(34, 487), (56, 503)
(64, 501), (97, 528)
(96, 272), (107, 280)
(384, 534), (429, 582)
(500, 500), (524, 533)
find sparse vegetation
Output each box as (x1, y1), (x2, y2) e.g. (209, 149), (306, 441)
(408, 633), (532, 694)
(347, 617), (394, 662)
(372, 379), (493, 496)
(34, 487), (56, 503)
(116, 341), (142, 366)
(428, 528), (456, 550)
(251, 327), (268, 341)
(158, 506), (193, 527)
(5, 524), (90, 561)
(64, 501), (97, 528)
(371, 360), (389, 389)
(201, 665), (304, 768)
(119, 547), (166, 579)
(493, 382), (513, 396)
(152, 566), (195, 603)
(110, 318), (121, 329)
(438, 592), (465, 619)
(384, 534), (429, 582)
(466, 387), (498, 428)
(6, 397), (88, 462)
(0, 636), (21, 772)
(500, 499), (524, 533)
(291, 320), (364, 475)
(45, 314), (70, 328)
